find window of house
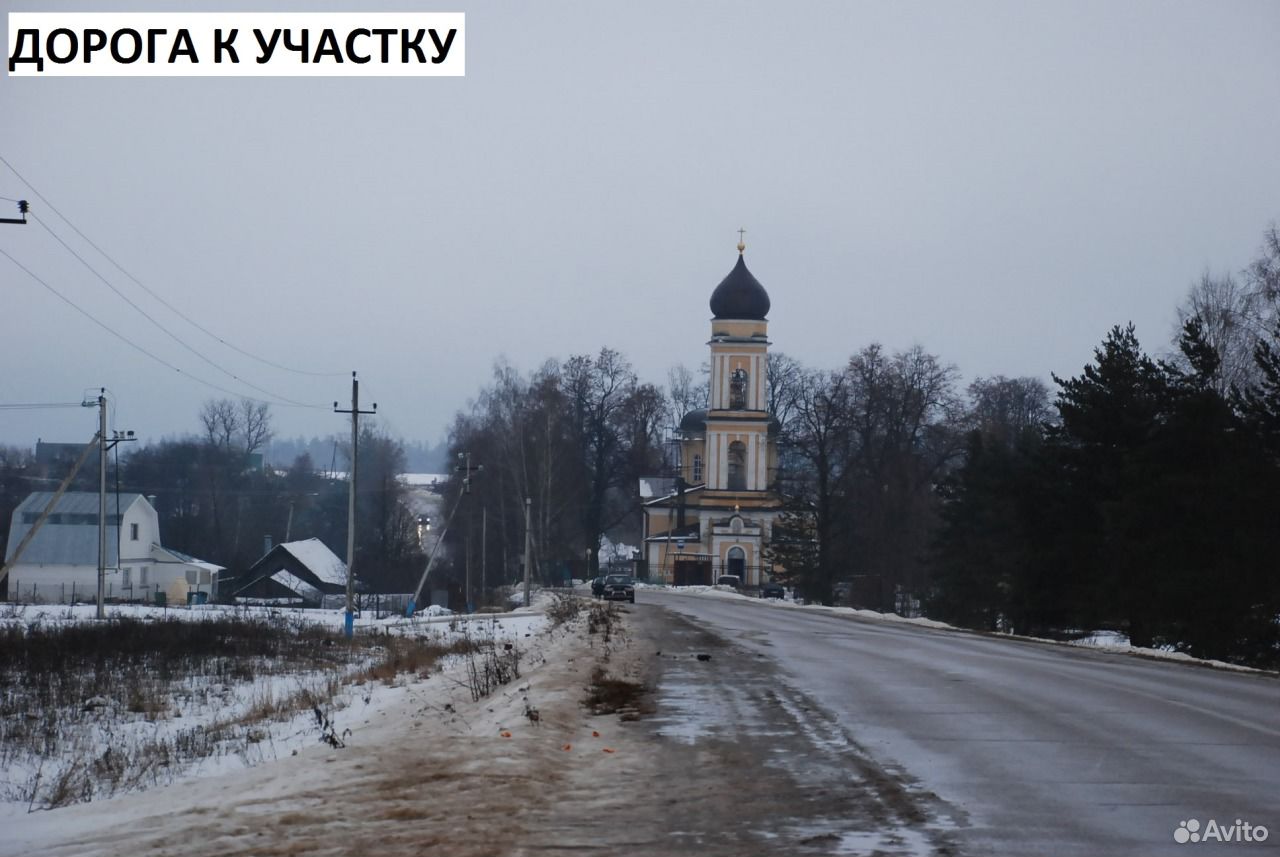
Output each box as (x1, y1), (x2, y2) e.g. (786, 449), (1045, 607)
(122, 567), (131, 587)
(727, 441), (747, 490)
(130, 522), (139, 541)
(692, 454), (703, 484)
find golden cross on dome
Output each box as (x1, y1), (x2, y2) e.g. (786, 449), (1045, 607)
(737, 227), (747, 254)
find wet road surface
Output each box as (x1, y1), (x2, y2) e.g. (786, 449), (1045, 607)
(645, 591), (1280, 857)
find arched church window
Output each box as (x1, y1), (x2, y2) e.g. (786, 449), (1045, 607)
(729, 368), (748, 410)
(727, 441), (747, 491)
(692, 454), (703, 484)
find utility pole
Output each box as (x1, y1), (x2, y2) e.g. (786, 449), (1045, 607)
(455, 452), (482, 613)
(90, 390), (135, 620)
(97, 392), (106, 620)
(0, 199), (28, 225)
(334, 372), (375, 639)
(481, 505), (487, 608)
(523, 497), (532, 608)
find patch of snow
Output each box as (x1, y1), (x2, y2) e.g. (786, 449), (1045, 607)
(399, 472), (447, 487)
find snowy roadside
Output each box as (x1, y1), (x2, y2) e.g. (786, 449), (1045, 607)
(642, 584), (1279, 675)
(0, 597), (549, 820)
(4, 595), (647, 857)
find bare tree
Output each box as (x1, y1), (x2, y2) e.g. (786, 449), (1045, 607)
(1245, 223), (1280, 309)
(239, 399), (273, 458)
(666, 364), (707, 420)
(967, 376), (1052, 445)
(199, 399), (240, 452)
(1172, 225), (1280, 394)
(1174, 271), (1265, 393)
(766, 351), (804, 427)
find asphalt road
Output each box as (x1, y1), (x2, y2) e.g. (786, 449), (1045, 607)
(643, 590), (1280, 857)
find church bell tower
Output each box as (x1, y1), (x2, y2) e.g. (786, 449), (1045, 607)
(703, 234), (773, 496)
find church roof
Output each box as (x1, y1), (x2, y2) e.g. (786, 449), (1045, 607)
(678, 408), (782, 436)
(710, 254), (770, 320)
(679, 408), (708, 433)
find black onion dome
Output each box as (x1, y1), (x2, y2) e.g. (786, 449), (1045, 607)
(710, 255), (771, 320)
(679, 408), (708, 433)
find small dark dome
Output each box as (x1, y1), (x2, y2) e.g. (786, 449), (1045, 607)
(710, 255), (771, 320)
(679, 408), (708, 433)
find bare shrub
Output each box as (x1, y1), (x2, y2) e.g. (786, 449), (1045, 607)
(545, 593), (583, 627)
(465, 643), (522, 701)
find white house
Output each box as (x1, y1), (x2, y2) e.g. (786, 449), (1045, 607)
(3, 492), (223, 605)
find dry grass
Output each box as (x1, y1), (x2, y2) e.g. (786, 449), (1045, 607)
(1, 616), (488, 810)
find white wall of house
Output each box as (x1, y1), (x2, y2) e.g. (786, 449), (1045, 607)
(5, 564), (102, 603)
(5, 496), (216, 605)
(119, 499), (159, 566)
(8, 561), (213, 605)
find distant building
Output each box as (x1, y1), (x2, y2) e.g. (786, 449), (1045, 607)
(640, 242), (786, 586)
(231, 538), (352, 607)
(4, 492), (223, 604)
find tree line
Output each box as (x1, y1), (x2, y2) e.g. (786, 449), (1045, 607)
(442, 225), (1280, 666)
(929, 227), (1280, 665)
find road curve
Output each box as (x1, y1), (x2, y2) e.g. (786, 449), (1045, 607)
(645, 590), (1280, 857)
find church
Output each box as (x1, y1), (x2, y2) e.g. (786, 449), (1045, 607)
(640, 238), (786, 587)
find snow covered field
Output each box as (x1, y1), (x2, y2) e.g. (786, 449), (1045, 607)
(0, 599), (546, 818)
(4, 595), (644, 857)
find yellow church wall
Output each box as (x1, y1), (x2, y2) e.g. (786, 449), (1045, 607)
(709, 320), (768, 339)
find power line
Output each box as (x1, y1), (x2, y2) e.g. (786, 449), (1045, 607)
(0, 154), (345, 378)
(30, 214), (324, 409)
(0, 402), (85, 410)
(0, 246), (325, 409)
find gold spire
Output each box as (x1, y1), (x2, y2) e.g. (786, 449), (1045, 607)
(737, 227), (746, 254)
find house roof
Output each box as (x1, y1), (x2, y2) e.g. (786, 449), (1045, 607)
(152, 544), (224, 573)
(279, 539), (347, 586)
(638, 476), (677, 500)
(270, 569), (323, 602)
(4, 491), (144, 566)
(644, 523), (702, 542)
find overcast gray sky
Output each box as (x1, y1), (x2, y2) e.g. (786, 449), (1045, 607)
(2, 0), (1278, 452)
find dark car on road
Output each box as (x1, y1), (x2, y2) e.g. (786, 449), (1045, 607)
(760, 581), (785, 599)
(600, 574), (635, 603)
